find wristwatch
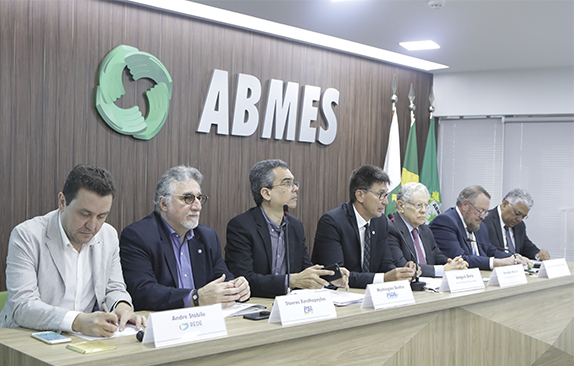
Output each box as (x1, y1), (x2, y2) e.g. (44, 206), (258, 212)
(191, 289), (200, 307)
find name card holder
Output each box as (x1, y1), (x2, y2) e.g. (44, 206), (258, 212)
(538, 258), (571, 279)
(143, 304), (227, 348)
(487, 264), (527, 288)
(268, 291), (336, 327)
(361, 280), (414, 310)
(439, 268), (485, 293)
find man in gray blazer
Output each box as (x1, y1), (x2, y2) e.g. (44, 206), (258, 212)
(0, 165), (145, 337)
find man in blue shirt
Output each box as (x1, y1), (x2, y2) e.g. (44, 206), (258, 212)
(120, 166), (250, 311)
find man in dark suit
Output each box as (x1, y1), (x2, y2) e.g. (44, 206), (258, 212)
(312, 165), (415, 289)
(388, 182), (467, 277)
(429, 185), (529, 270)
(225, 159), (349, 298)
(483, 188), (550, 261)
(120, 166), (250, 311)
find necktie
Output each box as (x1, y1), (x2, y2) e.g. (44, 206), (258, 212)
(504, 225), (516, 253)
(412, 228), (426, 264)
(362, 223), (371, 272)
(468, 231), (479, 255)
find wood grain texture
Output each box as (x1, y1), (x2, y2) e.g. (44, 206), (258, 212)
(0, 0), (433, 290)
(0, 268), (572, 366)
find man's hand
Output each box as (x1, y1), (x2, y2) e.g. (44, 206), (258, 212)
(113, 302), (146, 332)
(72, 312), (119, 338)
(230, 276), (251, 302)
(330, 267), (350, 291)
(444, 255), (469, 271)
(493, 254), (530, 267)
(289, 264), (332, 289)
(405, 261), (421, 278)
(383, 267), (415, 282)
(535, 249), (551, 261)
(197, 274), (245, 308)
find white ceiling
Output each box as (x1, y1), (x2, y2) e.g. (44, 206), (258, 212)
(191, 0), (574, 74)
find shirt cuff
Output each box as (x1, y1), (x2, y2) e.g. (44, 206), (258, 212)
(434, 265), (445, 277)
(489, 257), (494, 270)
(183, 291), (192, 308)
(373, 273), (385, 284)
(60, 311), (81, 333)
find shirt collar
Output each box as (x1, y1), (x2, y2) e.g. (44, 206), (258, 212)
(352, 203), (369, 229)
(160, 215), (193, 242)
(455, 206), (471, 233)
(398, 213), (415, 233)
(496, 205), (506, 229)
(260, 206), (284, 231)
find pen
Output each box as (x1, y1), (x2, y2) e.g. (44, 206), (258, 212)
(101, 302), (118, 327)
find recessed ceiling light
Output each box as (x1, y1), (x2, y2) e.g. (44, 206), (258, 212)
(399, 40), (440, 51)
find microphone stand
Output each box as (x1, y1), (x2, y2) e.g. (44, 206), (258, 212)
(283, 205), (291, 294)
(388, 214), (426, 291)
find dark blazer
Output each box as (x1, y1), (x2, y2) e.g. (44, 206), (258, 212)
(225, 207), (313, 298)
(119, 212), (233, 311)
(388, 212), (449, 277)
(429, 207), (511, 270)
(483, 207), (541, 259)
(312, 202), (396, 289)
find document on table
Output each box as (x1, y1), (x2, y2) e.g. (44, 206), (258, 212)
(221, 303), (266, 317)
(290, 289), (363, 306)
(73, 324), (139, 341)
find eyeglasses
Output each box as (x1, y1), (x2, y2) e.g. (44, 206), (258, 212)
(268, 181), (299, 190)
(171, 193), (209, 205)
(468, 201), (488, 217)
(359, 188), (390, 201)
(509, 203), (528, 220)
(407, 202), (429, 211)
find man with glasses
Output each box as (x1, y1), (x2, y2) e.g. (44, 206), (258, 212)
(388, 182), (468, 277)
(483, 188), (550, 261)
(225, 159), (349, 298)
(429, 185), (529, 270)
(312, 165), (416, 288)
(120, 166), (250, 311)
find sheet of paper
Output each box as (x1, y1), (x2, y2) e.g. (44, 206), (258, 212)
(221, 303), (266, 317)
(73, 324), (139, 341)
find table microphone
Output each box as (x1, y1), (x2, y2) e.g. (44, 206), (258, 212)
(283, 205), (291, 294)
(388, 214), (426, 291)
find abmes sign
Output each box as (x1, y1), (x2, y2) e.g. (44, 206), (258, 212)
(197, 69), (339, 145)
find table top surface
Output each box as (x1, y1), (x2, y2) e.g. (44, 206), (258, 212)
(0, 263), (572, 366)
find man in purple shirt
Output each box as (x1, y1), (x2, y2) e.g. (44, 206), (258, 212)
(120, 166), (250, 311)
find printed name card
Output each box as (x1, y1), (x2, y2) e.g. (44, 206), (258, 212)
(143, 304), (227, 348)
(538, 258), (571, 279)
(268, 291), (336, 326)
(361, 280), (415, 310)
(487, 264), (527, 288)
(439, 268), (485, 293)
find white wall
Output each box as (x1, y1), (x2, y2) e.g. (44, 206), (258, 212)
(433, 66), (574, 117)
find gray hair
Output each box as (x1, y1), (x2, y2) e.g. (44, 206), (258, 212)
(154, 166), (203, 213)
(249, 159), (290, 206)
(456, 185), (491, 207)
(396, 182), (429, 203)
(503, 188), (534, 209)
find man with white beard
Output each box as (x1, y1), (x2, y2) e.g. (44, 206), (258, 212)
(120, 166), (250, 311)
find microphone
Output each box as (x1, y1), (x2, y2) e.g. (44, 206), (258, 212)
(388, 213), (426, 291)
(283, 205), (291, 294)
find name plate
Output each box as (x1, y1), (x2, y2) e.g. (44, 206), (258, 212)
(268, 291), (336, 326)
(143, 304), (227, 348)
(538, 258), (571, 279)
(361, 280), (414, 310)
(439, 268), (485, 293)
(487, 264), (527, 288)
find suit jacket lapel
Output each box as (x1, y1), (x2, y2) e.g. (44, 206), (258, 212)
(154, 214), (180, 286)
(45, 211), (67, 286)
(491, 209), (505, 248)
(451, 208), (473, 255)
(393, 214), (416, 262)
(253, 208), (274, 270)
(344, 203), (361, 260)
(188, 233), (207, 286)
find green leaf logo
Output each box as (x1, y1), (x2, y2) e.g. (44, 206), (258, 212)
(95, 45), (173, 140)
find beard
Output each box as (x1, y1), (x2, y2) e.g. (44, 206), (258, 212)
(181, 211), (200, 230)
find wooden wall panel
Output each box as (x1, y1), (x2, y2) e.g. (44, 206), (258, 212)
(0, 0), (433, 290)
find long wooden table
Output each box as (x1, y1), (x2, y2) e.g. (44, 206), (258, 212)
(0, 264), (572, 366)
